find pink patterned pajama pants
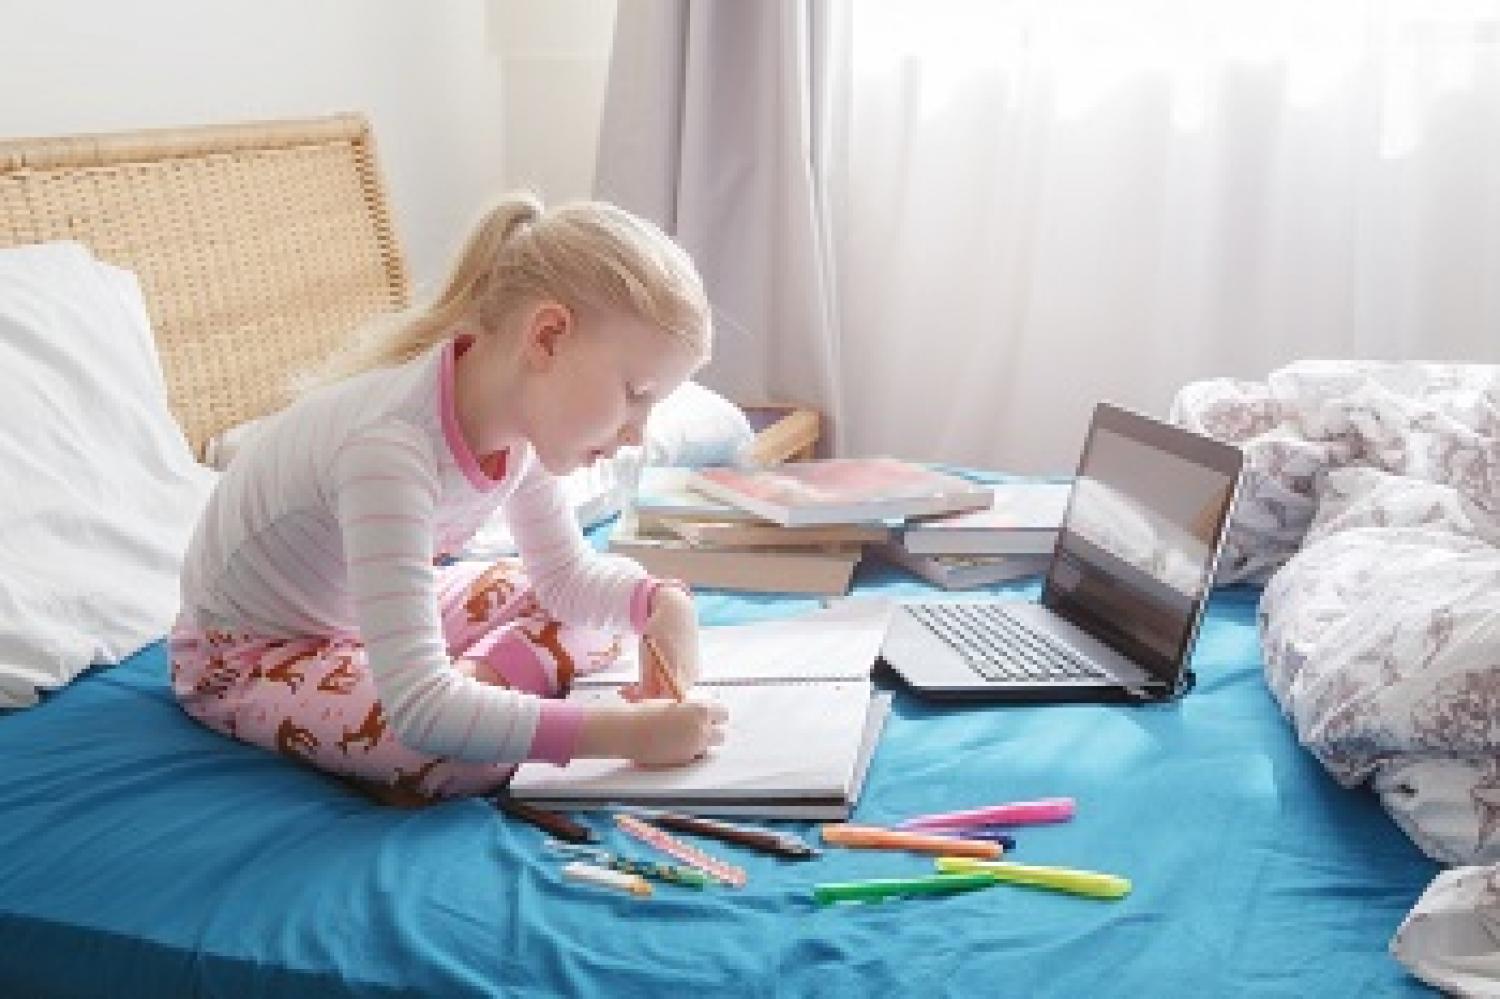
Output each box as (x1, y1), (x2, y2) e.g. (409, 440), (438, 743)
(169, 559), (624, 802)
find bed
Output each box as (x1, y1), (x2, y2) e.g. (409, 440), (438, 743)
(0, 114), (1442, 997)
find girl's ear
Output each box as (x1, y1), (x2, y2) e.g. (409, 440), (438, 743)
(522, 301), (573, 370)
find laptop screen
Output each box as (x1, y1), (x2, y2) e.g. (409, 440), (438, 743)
(1041, 404), (1242, 685)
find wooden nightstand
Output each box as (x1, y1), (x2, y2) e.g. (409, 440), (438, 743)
(739, 403), (821, 465)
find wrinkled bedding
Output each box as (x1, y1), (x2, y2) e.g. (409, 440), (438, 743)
(1172, 360), (1500, 992)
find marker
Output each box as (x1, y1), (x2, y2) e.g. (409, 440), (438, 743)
(562, 860), (652, 898)
(896, 798), (1075, 831)
(934, 857), (1131, 899)
(819, 824), (1004, 858)
(617, 807), (819, 859)
(813, 872), (999, 906)
(929, 828), (1016, 851)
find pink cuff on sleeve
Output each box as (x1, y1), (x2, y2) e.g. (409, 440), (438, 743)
(628, 577), (690, 633)
(528, 699), (587, 766)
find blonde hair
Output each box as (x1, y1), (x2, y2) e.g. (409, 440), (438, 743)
(299, 192), (711, 391)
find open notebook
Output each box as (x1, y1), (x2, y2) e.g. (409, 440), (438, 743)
(509, 601), (894, 820)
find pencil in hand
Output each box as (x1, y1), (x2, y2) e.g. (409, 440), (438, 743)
(642, 634), (685, 702)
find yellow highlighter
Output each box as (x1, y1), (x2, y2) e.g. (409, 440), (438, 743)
(935, 857), (1131, 900)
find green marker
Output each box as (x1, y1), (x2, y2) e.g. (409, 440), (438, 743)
(812, 872), (998, 905)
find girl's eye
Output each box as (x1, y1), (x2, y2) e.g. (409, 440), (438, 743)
(626, 383), (650, 402)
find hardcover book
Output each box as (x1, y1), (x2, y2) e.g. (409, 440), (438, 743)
(898, 482), (1072, 555)
(633, 466), (763, 524)
(666, 519), (891, 549)
(874, 543), (1050, 590)
(687, 458), (991, 527)
(609, 510), (861, 596)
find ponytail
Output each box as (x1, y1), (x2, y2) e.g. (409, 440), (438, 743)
(294, 190), (709, 394)
(294, 193), (543, 392)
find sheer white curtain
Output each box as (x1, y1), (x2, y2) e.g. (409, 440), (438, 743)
(599, 0), (1500, 472)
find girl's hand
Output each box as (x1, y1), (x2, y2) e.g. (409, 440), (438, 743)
(575, 699), (728, 767)
(624, 584), (700, 701)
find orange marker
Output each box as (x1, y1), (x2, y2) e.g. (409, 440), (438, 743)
(819, 824), (1004, 859)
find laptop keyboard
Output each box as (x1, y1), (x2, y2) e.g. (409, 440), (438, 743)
(908, 603), (1111, 684)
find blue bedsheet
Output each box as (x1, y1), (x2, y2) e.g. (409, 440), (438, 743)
(0, 563), (1439, 997)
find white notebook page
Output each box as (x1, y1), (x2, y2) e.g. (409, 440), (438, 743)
(576, 598), (894, 688)
(510, 680), (879, 805)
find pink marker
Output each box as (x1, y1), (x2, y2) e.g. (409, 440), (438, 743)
(895, 797), (1075, 831)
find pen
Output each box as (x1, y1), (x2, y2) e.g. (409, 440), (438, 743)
(545, 840), (714, 889)
(643, 634), (685, 702)
(896, 797), (1075, 831)
(492, 794), (596, 844)
(819, 824), (1004, 858)
(812, 872), (999, 906)
(618, 807), (820, 859)
(934, 857), (1132, 899)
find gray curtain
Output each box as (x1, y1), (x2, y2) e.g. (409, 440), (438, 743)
(595, 0), (846, 455)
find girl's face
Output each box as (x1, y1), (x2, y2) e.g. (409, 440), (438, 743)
(519, 302), (705, 476)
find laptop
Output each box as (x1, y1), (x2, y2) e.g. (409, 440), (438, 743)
(879, 402), (1243, 703)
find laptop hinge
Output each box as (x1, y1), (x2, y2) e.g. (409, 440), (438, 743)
(1176, 666), (1198, 699)
(1124, 667), (1195, 703)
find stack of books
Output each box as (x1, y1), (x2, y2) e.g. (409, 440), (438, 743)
(873, 481), (1073, 589)
(609, 460), (993, 596)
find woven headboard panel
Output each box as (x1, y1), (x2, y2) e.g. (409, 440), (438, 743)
(0, 113), (409, 456)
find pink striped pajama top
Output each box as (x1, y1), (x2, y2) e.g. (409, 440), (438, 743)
(179, 338), (652, 766)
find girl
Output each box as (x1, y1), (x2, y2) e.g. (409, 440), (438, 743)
(170, 193), (727, 804)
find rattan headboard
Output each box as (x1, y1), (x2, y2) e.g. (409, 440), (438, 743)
(0, 113), (409, 457)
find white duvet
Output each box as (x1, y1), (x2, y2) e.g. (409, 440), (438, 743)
(1172, 360), (1500, 992)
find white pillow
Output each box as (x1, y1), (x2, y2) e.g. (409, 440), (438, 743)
(206, 373), (754, 560)
(642, 379), (755, 468)
(0, 242), (216, 708)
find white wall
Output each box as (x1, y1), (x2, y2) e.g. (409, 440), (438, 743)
(490, 0), (617, 203)
(0, 0), (508, 294)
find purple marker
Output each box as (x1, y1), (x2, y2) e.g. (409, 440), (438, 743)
(929, 828), (1017, 851)
(896, 797), (1075, 831)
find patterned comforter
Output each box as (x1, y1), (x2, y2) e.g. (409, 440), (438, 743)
(1171, 360), (1500, 992)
